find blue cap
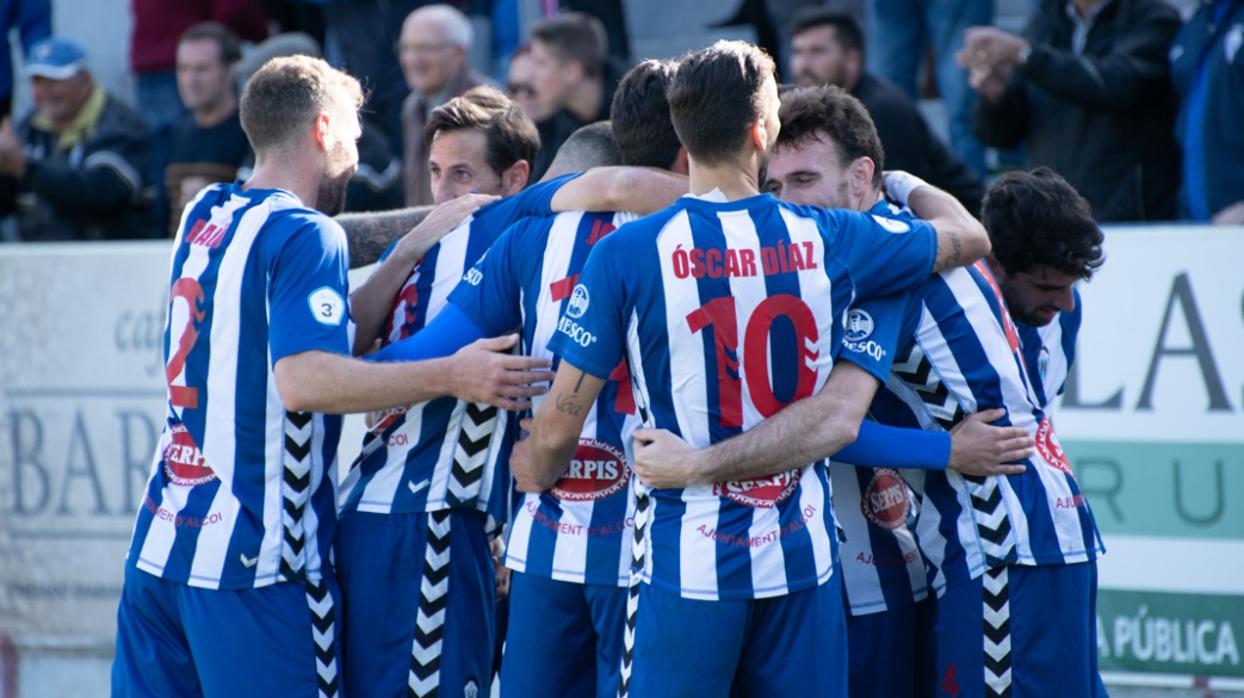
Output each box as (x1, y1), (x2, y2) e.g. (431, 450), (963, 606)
(26, 37), (87, 80)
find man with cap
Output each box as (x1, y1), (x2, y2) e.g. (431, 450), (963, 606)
(0, 37), (151, 241)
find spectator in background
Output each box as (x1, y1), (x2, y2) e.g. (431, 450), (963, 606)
(790, 8), (985, 213)
(0, 38), (149, 241)
(507, 44), (540, 120)
(527, 12), (617, 180)
(316, 0), (423, 147)
(164, 22), (251, 235)
(960, 0), (1182, 222)
(870, 0), (992, 176)
(0, 0), (50, 120)
(400, 3), (492, 206)
(1170, 0), (1244, 224)
(130, 0), (268, 217)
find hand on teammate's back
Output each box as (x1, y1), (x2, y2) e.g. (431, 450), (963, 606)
(947, 408), (1031, 476)
(446, 334), (553, 410)
(632, 428), (703, 489)
(392, 193), (499, 267)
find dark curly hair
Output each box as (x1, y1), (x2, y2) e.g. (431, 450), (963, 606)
(776, 85), (884, 189)
(981, 168), (1104, 279)
(611, 59), (680, 168)
(667, 40), (776, 166)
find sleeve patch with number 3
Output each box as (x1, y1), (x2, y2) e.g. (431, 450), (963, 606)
(307, 287), (346, 326)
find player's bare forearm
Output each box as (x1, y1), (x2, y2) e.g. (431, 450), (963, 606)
(551, 167), (688, 214)
(336, 206), (432, 268)
(276, 337), (552, 414)
(640, 363), (877, 488)
(909, 185), (990, 272)
(523, 365), (605, 491)
(349, 254), (417, 355)
(275, 350), (455, 413)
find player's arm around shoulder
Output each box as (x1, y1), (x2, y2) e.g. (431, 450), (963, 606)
(884, 171), (990, 272)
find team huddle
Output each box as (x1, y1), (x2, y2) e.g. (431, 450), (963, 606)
(111, 38), (1109, 698)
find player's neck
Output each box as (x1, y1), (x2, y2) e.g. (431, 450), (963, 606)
(245, 156), (321, 209)
(687, 157), (761, 201)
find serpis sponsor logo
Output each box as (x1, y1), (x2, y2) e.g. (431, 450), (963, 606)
(714, 469), (801, 508)
(552, 439), (631, 501)
(860, 468), (910, 530)
(162, 423), (217, 486)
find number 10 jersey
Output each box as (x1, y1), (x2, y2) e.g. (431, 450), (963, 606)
(548, 192), (939, 601)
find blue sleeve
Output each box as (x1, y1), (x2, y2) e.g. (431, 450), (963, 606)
(447, 220), (531, 336)
(545, 234), (627, 378)
(472, 172), (581, 232)
(835, 291), (918, 383)
(365, 303), (483, 362)
(835, 420), (950, 470)
(821, 208), (937, 299)
(18, 0), (52, 53)
(268, 216), (352, 363)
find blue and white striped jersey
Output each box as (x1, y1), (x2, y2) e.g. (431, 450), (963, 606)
(549, 191), (939, 601)
(862, 264), (1104, 598)
(830, 201), (929, 616)
(127, 182), (350, 590)
(1017, 293), (1082, 410)
(338, 175), (573, 525)
(450, 210), (641, 587)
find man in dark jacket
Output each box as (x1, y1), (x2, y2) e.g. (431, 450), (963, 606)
(1171, 0), (1244, 223)
(0, 38), (151, 241)
(789, 8), (986, 214)
(960, 0), (1182, 222)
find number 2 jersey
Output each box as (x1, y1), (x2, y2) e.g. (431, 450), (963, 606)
(128, 183), (351, 590)
(548, 191), (939, 602)
(338, 175), (574, 526)
(449, 210), (641, 587)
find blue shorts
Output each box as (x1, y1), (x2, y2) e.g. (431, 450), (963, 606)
(334, 509), (495, 698)
(933, 561), (1105, 698)
(846, 596), (936, 698)
(629, 574), (848, 698)
(111, 564), (341, 698)
(500, 572), (627, 698)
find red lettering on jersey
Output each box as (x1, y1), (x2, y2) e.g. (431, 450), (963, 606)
(185, 219), (226, 248)
(587, 220), (616, 246)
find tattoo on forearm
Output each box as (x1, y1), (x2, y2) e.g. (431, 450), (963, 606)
(573, 370), (586, 393)
(943, 230), (963, 269)
(337, 207), (432, 268)
(555, 393), (584, 417)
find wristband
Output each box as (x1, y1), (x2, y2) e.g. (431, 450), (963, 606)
(882, 171), (929, 207)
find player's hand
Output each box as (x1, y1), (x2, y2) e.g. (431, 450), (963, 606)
(511, 418), (550, 493)
(446, 335), (553, 410)
(490, 536), (512, 599)
(948, 408), (1031, 477)
(393, 192), (498, 266)
(632, 428), (704, 489)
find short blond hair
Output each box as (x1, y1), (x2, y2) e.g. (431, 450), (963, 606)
(240, 55), (364, 156)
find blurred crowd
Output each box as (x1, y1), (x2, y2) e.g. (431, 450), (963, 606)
(0, 0), (1239, 242)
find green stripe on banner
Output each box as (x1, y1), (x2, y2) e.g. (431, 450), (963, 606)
(1064, 440), (1244, 540)
(1097, 589), (1243, 678)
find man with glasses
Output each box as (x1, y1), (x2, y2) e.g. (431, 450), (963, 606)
(398, 3), (492, 206)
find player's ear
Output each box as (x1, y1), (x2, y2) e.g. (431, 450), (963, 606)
(670, 146), (690, 175)
(851, 156), (875, 196)
(749, 117), (768, 152)
(312, 112), (331, 152)
(501, 159), (531, 197)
